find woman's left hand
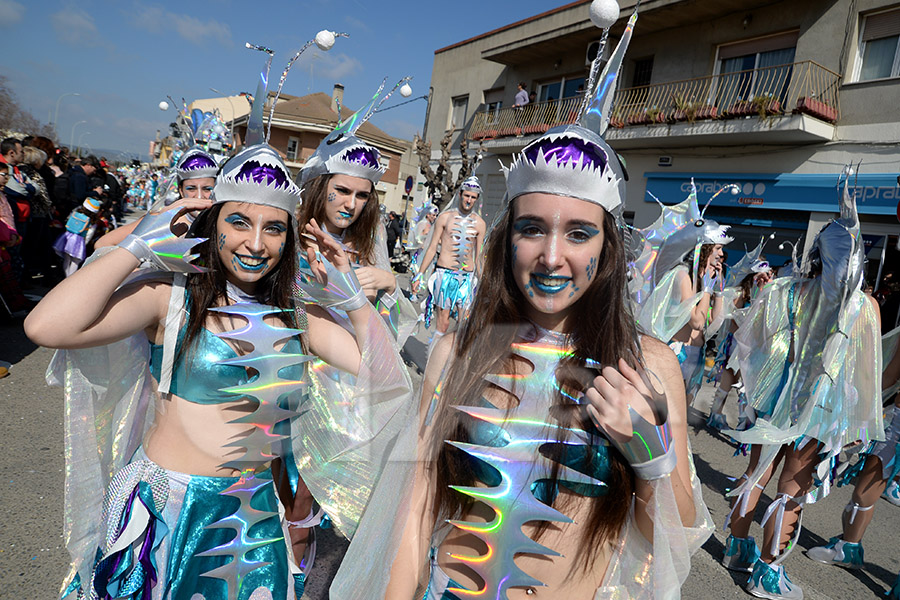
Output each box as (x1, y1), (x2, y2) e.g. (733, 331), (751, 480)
(303, 218), (351, 283)
(355, 266), (396, 297)
(584, 358), (659, 443)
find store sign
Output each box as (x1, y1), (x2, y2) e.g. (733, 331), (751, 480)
(644, 172), (900, 215)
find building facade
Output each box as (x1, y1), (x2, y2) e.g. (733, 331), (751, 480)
(425, 0), (900, 286)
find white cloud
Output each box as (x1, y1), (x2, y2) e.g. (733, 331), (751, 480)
(131, 2), (232, 47)
(305, 51), (362, 81)
(51, 7), (99, 45)
(0, 0), (24, 26)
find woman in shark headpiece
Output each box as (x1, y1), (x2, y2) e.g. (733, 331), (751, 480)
(720, 169), (883, 599)
(630, 181), (734, 404)
(382, 5), (712, 599)
(295, 77), (419, 345)
(26, 33), (412, 600)
(93, 144), (221, 250)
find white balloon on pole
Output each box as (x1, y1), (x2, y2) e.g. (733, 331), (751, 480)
(399, 83), (413, 98)
(589, 0), (620, 29)
(158, 101), (169, 111)
(315, 30), (336, 51)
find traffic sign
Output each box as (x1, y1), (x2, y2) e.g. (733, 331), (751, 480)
(405, 176), (414, 194)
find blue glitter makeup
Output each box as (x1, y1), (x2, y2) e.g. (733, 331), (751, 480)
(224, 214), (244, 226)
(327, 191), (336, 203)
(218, 233), (226, 251)
(587, 256), (597, 281)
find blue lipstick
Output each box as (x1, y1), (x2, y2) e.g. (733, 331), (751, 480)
(234, 254), (269, 272)
(530, 273), (570, 294)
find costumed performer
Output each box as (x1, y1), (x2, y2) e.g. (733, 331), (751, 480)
(802, 325), (899, 572)
(407, 202), (439, 298)
(721, 168), (883, 600)
(412, 174), (487, 337)
(385, 5), (712, 599)
(630, 181), (734, 405)
(95, 144), (221, 249)
(295, 77), (419, 346)
(26, 34), (412, 600)
(706, 242), (774, 430)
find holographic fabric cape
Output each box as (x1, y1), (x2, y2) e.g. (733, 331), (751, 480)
(728, 278), (883, 501)
(634, 265), (710, 343)
(397, 325), (712, 600)
(48, 271), (414, 599)
(729, 176), (882, 502)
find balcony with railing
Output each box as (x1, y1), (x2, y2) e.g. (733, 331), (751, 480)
(467, 61), (841, 149)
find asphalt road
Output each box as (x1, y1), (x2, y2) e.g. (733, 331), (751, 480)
(2, 285), (898, 599)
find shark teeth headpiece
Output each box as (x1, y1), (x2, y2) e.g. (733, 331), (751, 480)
(299, 135), (384, 187)
(460, 175), (482, 195)
(213, 144), (302, 218)
(700, 221), (734, 245)
(176, 146), (219, 182)
(298, 76), (411, 187)
(503, 125), (625, 214)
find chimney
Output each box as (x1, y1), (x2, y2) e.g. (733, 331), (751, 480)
(331, 83), (344, 115)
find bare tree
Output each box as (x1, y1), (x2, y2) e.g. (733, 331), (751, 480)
(0, 75), (56, 139)
(413, 130), (483, 210)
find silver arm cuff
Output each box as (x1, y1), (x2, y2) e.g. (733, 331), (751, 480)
(117, 211), (205, 273)
(296, 254), (368, 312)
(609, 406), (677, 481)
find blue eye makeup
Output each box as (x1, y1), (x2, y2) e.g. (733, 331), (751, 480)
(513, 219), (543, 235)
(224, 214), (246, 226)
(267, 223), (287, 233)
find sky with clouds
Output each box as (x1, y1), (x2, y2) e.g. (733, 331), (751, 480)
(0, 0), (559, 159)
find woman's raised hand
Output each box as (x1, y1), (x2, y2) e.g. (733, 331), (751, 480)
(303, 218), (351, 284)
(584, 358), (676, 479)
(155, 197), (213, 236)
(585, 358), (659, 443)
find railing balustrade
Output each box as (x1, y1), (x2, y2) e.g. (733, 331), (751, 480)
(467, 60), (841, 141)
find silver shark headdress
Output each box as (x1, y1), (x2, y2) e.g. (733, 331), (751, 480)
(175, 145), (219, 182)
(501, 5), (641, 214)
(805, 164), (866, 308)
(460, 175), (482, 195)
(725, 236), (770, 289)
(214, 33), (344, 217)
(629, 180), (735, 303)
(298, 76), (412, 187)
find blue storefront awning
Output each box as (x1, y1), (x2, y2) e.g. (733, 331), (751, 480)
(644, 172), (900, 215)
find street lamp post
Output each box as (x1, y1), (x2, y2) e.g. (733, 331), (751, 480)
(52, 93), (81, 139)
(70, 120), (87, 152)
(77, 132), (91, 156)
(209, 87), (236, 146)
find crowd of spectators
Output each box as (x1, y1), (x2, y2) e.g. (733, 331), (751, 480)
(0, 134), (158, 319)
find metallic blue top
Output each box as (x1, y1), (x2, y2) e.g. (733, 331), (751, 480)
(149, 325), (302, 405)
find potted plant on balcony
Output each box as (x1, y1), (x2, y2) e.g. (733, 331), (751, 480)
(627, 110), (651, 126)
(795, 96), (838, 123)
(725, 100), (754, 118)
(646, 106), (667, 124)
(751, 94), (782, 122)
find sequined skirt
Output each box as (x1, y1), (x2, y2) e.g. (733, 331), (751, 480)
(64, 448), (293, 600)
(424, 267), (475, 327)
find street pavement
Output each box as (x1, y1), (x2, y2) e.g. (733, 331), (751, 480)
(2, 275), (898, 598)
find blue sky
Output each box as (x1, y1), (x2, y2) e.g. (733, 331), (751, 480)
(0, 0), (561, 159)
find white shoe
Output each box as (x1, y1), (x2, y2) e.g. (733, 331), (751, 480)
(883, 480), (900, 506)
(746, 559), (803, 600)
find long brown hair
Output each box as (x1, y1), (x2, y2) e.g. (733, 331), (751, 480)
(430, 198), (641, 575)
(688, 243), (716, 291)
(297, 174), (379, 265)
(180, 203), (299, 355)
